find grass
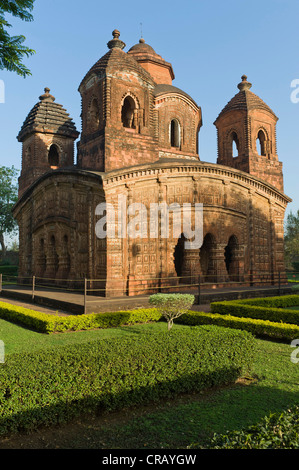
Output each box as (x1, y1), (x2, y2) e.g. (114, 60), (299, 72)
(1, 314), (299, 449)
(0, 318), (178, 355)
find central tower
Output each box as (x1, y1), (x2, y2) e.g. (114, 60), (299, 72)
(77, 30), (158, 172)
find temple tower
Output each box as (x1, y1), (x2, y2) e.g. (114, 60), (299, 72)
(214, 75), (284, 191)
(17, 87), (79, 197)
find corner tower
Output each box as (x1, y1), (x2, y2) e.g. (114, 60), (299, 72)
(214, 75), (284, 192)
(17, 88), (79, 197)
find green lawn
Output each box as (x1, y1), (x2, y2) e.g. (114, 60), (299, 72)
(1, 316), (299, 448)
(0, 317), (178, 355)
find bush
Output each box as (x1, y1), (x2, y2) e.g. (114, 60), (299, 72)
(149, 293), (195, 330)
(0, 301), (162, 333)
(0, 326), (255, 436)
(201, 405), (299, 449)
(210, 296), (299, 326)
(226, 295), (299, 308)
(176, 310), (299, 342)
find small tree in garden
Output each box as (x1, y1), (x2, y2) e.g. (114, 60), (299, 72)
(149, 293), (195, 331)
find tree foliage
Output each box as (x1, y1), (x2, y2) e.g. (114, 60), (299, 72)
(284, 210), (299, 269)
(149, 293), (195, 330)
(0, 0), (35, 77)
(0, 165), (19, 257)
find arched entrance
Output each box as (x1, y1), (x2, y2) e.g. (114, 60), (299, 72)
(225, 235), (240, 281)
(174, 234), (186, 281)
(200, 233), (217, 283)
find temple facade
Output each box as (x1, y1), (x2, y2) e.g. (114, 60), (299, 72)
(12, 30), (291, 296)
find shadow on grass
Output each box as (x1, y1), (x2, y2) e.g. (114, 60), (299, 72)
(1, 382), (299, 449)
(75, 382), (299, 449)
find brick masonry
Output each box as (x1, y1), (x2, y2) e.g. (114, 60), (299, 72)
(13, 32), (291, 297)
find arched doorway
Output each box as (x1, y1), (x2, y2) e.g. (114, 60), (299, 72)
(200, 233), (216, 282)
(225, 235), (239, 281)
(174, 234), (186, 281)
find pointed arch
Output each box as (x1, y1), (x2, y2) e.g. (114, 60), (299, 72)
(48, 144), (60, 168)
(231, 131), (239, 158)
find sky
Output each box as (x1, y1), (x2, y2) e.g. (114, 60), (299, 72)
(0, 0), (299, 223)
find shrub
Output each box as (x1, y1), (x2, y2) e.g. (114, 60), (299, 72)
(0, 301), (162, 334)
(176, 310), (299, 342)
(210, 296), (299, 326)
(149, 293), (195, 330)
(0, 326), (255, 436)
(202, 405), (299, 449)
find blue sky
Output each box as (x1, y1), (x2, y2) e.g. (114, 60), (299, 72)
(1, 0), (299, 219)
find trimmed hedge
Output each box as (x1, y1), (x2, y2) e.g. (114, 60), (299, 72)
(177, 310), (299, 342)
(0, 301), (162, 333)
(2, 299), (299, 340)
(224, 295), (299, 308)
(0, 326), (255, 436)
(210, 295), (299, 326)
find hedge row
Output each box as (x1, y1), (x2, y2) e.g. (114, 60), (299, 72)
(210, 295), (299, 326)
(0, 326), (255, 435)
(2, 299), (299, 341)
(0, 301), (162, 333)
(225, 295), (299, 308)
(177, 311), (299, 342)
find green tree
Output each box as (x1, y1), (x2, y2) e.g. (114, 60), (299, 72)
(0, 165), (19, 258)
(0, 0), (35, 77)
(149, 293), (195, 331)
(284, 210), (299, 269)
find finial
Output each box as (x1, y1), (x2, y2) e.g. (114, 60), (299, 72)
(112, 29), (120, 39)
(39, 87), (55, 102)
(139, 38), (145, 43)
(107, 29), (126, 50)
(238, 74), (252, 91)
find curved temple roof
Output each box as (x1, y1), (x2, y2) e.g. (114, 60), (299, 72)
(17, 87), (79, 142)
(215, 75), (278, 123)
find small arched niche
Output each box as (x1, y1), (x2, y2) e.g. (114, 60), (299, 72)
(170, 119), (181, 148)
(48, 144), (60, 168)
(256, 130), (267, 157)
(231, 132), (239, 158)
(121, 96), (137, 129)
